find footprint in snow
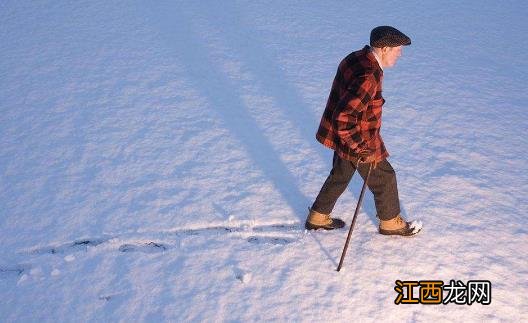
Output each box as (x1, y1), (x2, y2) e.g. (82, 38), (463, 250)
(247, 236), (294, 245)
(118, 242), (167, 253)
(31, 238), (108, 255)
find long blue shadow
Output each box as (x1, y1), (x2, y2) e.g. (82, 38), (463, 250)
(147, 2), (310, 221)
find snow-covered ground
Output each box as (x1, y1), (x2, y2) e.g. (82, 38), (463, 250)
(1, 0), (527, 321)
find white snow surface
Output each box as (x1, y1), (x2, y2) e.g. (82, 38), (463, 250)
(1, 0), (527, 321)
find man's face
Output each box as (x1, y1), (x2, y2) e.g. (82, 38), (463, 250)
(381, 46), (403, 68)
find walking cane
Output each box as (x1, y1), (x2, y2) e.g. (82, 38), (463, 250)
(336, 162), (373, 272)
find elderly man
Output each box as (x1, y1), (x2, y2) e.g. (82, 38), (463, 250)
(306, 26), (422, 236)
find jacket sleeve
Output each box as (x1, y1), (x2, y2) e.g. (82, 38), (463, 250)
(333, 73), (376, 153)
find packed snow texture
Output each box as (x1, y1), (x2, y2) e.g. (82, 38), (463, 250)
(1, 0), (527, 321)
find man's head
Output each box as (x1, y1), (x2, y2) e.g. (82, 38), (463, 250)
(370, 26), (411, 68)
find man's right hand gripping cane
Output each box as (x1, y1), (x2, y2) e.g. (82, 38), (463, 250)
(357, 148), (378, 169)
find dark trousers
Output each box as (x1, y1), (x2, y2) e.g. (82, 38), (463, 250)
(311, 152), (401, 221)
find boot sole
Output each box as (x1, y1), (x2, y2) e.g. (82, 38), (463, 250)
(305, 219), (345, 231)
(379, 223), (422, 237)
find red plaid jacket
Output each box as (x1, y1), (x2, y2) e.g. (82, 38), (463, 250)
(316, 45), (388, 163)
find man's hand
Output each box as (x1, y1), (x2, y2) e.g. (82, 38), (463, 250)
(357, 149), (378, 169)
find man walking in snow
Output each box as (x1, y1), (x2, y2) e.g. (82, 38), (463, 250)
(306, 26), (421, 236)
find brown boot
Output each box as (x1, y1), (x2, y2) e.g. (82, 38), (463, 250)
(379, 215), (422, 236)
(305, 208), (345, 230)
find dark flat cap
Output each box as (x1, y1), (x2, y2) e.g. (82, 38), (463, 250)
(370, 26), (411, 47)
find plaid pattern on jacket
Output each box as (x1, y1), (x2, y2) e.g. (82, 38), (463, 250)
(316, 45), (388, 163)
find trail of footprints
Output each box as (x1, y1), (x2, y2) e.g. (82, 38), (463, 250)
(31, 223), (300, 254)
(0, 223), (302, 278)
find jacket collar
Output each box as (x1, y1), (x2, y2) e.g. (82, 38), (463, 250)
(364, 45), (383, 72)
